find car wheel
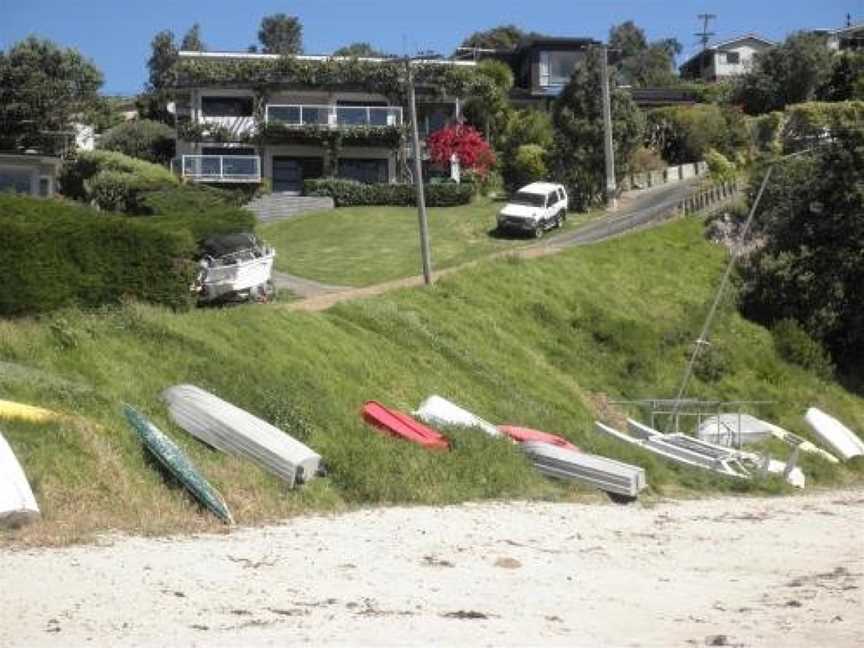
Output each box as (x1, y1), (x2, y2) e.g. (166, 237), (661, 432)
(560, 209), (567, 222)
(534, 224), (544, 239)
(556, 211), (564, 228)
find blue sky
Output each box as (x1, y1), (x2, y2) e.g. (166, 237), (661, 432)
(2, 0), (861, 94)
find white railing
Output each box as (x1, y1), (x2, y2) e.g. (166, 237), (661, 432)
(179, 155), (261, 183)
(265, 104), (402, 128)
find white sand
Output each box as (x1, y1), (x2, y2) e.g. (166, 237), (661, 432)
(1, 490), (862, 647)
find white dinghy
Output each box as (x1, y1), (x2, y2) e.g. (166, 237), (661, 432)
(162, 385), (321, 487)
(804, 407), (864, 461)
(0, 429), (40, 527)
(413, 395), (501, 438)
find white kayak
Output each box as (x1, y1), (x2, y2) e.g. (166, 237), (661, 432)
(162, 385), (322, 487)
(804, 407), (864, 461)
(414, 395), (501, 438)
(0, 429), (40, 527)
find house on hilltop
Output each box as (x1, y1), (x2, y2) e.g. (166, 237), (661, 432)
(169, 50), (474, 192)
(679, 34), (776, 82)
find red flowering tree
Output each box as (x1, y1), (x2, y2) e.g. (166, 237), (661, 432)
(426, 124), (496, 178)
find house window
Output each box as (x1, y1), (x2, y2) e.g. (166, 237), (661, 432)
(539, 51), (582, 87)
(0, 168), (32, 194)
(38, 176), (51, 197)
(725, 51), (741, 65)
(201, 96), (254, 117)
(338, 158), (388, 184)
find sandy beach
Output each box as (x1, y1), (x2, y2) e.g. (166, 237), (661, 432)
(1, 489), (862, 647)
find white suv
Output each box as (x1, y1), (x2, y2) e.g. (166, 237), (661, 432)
(497, 182), (569, 238)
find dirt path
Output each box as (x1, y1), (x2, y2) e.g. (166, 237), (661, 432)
(2, 489), (861, 647)
(287, 179), (703, 312)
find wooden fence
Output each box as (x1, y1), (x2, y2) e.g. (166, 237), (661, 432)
(679, 180), (742, 216)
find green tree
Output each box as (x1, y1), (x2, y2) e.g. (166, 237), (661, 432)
(609, 21), (681, 87)
(498, 109), (554, 189)
(818, 51), (864, 101)
(740, 128), (864, 370)
(646, 104), (748, 164)
(734, 31), (834, 114)
(459, 24), (543, 52)
(510, 144), (548, 188)
(137, 29), (178, 123)
(97, 119), (176, 164)
(0, 37), (103, 152)
(333, 42), (387, 57)
(549, 49), (645, 209)
(258, 14), (303, 55)
(462, 59), (514, 141)
(180, 23), (205, 51)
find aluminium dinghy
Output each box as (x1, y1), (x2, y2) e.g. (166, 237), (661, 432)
(0, 429), (40, 528)
(124, 406), (234, 524)
(804, 407), (864, 461)
(162, 385), (321, 488)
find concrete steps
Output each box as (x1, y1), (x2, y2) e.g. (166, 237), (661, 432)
(244, 193), (335, 222)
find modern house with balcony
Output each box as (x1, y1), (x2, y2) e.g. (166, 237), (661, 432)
(171, 51), (472, 192)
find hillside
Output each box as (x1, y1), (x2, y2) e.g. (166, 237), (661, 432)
(1, 218), (862, 545)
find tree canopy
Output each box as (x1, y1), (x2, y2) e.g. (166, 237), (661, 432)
(608, 21), (681, 87)
(332, 42), (389, 58)
(549, 49), (645, 209)
(180, 23), (205, 51)
(0, 37), (103, 151)
(258, 13), (303, 55)
(459, 24), (543, 52)
(733, 31), (835, 114)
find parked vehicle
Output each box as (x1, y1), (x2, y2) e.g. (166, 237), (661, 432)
(496, 182), (569, 238)
(193, 233), (276, 304)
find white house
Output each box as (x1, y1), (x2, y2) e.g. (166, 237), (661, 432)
(814, 22), (864, 52)
(679, 34), (776, 82)
(0, 153), (62, 197)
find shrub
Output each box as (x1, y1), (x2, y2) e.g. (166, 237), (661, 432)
(705, 148), (737, 184)
(629, 146), (666, 173)
(139, 184), (252, 214)
(303, 178), (473, 207)
(509, 145), (548, 189)
(59, 150), (178, 213)
(772, 319), (835, 379)
(646, 105), (749, 164)
(97, 119), (176, 164)
(0, 194), (196, 315)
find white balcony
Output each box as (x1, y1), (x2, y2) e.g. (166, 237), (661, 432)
(177, 155), (261, 183)
(265, 104), (402, 128)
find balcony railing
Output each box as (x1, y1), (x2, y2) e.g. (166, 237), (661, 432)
(265, 104), (403, 128)
(177, 155), (261, 183)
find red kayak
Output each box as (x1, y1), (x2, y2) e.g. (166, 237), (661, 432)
(361, 401), (449, 451)
(498, 425), (579, 451)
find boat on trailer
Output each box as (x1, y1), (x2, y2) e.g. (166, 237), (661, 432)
(194, 233), (276, 304)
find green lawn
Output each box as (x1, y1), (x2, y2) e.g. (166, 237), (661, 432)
(1, 218), (862, 545)
(260, 198), (599, 286)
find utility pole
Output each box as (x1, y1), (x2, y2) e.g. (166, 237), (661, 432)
(406, 59), (433, 285)
(695, 13), (717, 79)
(598, 44), (617, 210)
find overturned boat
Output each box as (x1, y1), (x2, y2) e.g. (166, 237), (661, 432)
(0, 428), (39, 528)
(194, 233), (276, 304)
(521, 441), (646, 499)
(124, 405), (234, 525)
(595, 419), (805, 488)
(804, 407), (864, 461)
(162, 385), (321, 488)
(361, 401), (449, 450)
(497, 425), (579, 451)
(413, 395), (500, 438)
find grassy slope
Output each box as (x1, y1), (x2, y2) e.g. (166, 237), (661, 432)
(1, 219), (862, 545)
(260, 199), (600, 286)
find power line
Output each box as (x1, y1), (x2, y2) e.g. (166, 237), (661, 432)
(696, 13), (717, 51)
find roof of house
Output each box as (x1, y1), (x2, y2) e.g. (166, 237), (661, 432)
(679, 33), (776, 71)
(177, 50), (476, 67)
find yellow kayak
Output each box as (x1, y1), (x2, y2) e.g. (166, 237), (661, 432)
(0, 399), (61, 423)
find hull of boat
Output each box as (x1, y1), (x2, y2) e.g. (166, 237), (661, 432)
(124, 406), (234, 525)
(804, 407), (864, 461)
(361, 401), (449, 450)
(497, 425), (579, 451)
(414, 395), (500, 438)
(0, 429), (40, 528)
(0, 399), (60, 424)
(162, 385), (321, 488)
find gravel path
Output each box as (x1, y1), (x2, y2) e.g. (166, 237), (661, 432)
(2, 489), (861, 647)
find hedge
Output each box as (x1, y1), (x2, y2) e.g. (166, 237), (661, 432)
(0, 194), (197, 315)
(59, 150), (178, 214)
(303, 178), (473, 207)
(97, 119), (176, 165)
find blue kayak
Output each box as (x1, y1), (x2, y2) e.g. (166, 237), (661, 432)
(124, 405), (234, 525)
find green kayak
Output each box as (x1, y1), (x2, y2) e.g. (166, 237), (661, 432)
(124, 405), (234, 525)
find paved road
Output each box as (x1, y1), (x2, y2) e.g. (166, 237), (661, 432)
(277, 179), (703, 307)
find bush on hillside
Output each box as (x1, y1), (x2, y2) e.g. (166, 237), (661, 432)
(97, 119), (176, 164)
(646, 104), (749, 164)
(629, 146), (666, 173)
(303, 178), (473, 207)
(0, 194), (196, 315)
(705, 148), (738, 184)
(509, 145), (548, 189)
(59, 150), (178, 213)
(772, 319), (835, 379)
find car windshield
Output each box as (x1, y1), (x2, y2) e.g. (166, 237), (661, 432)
(510, 192), (546, 207)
